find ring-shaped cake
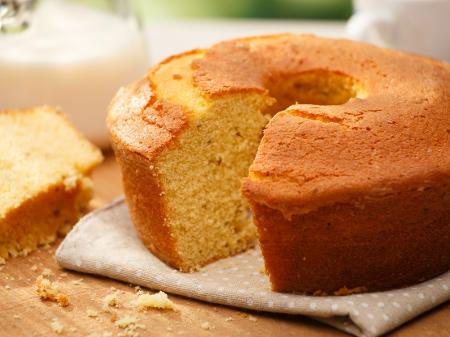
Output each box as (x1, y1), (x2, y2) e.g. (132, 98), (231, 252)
(108, 34), (450, 294)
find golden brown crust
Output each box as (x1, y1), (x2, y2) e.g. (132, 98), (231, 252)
(242, 96), (450, 216)
(112, 142), (182, 269)
(108, 79), (185, 269)
(194, 33), (450, 212)
(107, 78), (188, 160)
(154, 48), (206, 71)
(0, 178), (91, 259)
(200, 34), (450, 214)
(250, 179), (450, 294)
(192, 33), (448, 96)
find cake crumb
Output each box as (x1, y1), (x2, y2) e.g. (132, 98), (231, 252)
(248, 315), (257, 322)
(35, 275), (70, 307)
(166, 327), (173, 332)
(50, 318), (64, 334)
(333, 286), (368, 296)
(59, 273), (68, 278)
(86, 309), (99, 318)
(115, 315), (144, 337)
(135, 291), (175, 311)
(86, 332), (113, 337)
(103, 292), (120, 311)
(115, 315), (138, 329)
(13, 315), (20, 319)
(30, 265), (38, 272)
(42, 268), (53, 277)
(110, 312), (118, 322)
(5, 285), (11, 290)
(312, 289), (327, 296)
(0, 257), (5, 265)
(224, 316), (233, 322)
(200, 322), (213, 330)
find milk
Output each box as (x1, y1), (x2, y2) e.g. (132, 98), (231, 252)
(0, 0), (148, 147)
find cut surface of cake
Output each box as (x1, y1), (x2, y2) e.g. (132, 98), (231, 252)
(108, 52), (272, 271)
(108, 34), (450, 293)
(0, 106), (103, 260)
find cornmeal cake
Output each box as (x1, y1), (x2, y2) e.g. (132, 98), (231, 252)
(108, 34), (450, 293)
(0, 106), (102, 260)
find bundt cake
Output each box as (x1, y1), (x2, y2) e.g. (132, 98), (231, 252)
(108, 34), (450, 294)
(0, 106), (102, 261)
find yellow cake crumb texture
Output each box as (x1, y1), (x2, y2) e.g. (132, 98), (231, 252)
(200, 321), (213, 330)
(50, 318), (64, 334)
(115, 315), (146, 337)
(35, 275), (70, 307)
(103, 291), (121, 310)
(0, 106), (102, 260)
(86, 309), (99, 318)
(86, 333), (113, 337)
(135, 290), (176, 311)
(151, 53), (270, 271)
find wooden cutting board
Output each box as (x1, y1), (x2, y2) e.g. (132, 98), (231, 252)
(1, 153), (449, 337)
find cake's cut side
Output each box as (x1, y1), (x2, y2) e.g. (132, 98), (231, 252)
(156, 93), (270, 271)
(0, 106), (102, 260)
(111, 51), (274, 271)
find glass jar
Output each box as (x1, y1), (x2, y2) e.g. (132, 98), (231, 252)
(0, 0), (149, 147)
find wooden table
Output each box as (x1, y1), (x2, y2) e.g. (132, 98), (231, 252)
(1, 153), (449, 337)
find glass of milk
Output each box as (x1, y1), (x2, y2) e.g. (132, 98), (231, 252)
(0, 0), (149, 147)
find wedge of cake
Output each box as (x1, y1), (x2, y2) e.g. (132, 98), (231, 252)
(0, 106), (102, 261)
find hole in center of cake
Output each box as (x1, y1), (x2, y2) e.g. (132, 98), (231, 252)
(265, 70), (367, 114)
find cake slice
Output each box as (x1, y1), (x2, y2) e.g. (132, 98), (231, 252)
(108, 55), (271, 271)
(0, 106), (102, 261)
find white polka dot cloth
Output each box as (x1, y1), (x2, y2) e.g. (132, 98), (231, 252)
(56, 198), (450, 337)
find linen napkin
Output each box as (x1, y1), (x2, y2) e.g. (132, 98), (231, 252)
(56, 197), (450, 337)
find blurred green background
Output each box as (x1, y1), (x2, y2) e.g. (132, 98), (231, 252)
(135, 0), (352, 20)
(80, 0), (353, 20)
